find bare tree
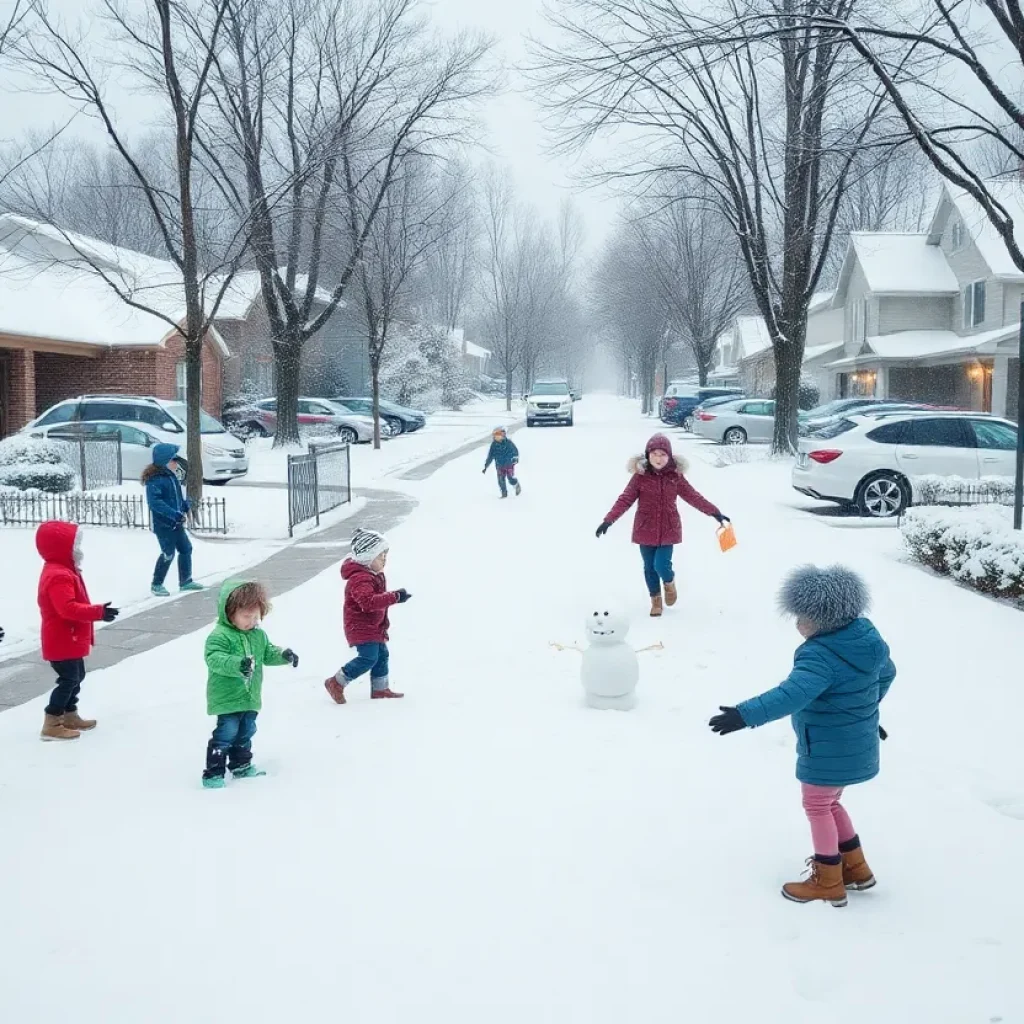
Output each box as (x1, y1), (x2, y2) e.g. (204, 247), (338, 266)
(208, 0), (491, 445)
(536, 0), (900, 451)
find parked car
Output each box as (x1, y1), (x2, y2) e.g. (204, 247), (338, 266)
(526, 380), (574, 427)
(252, 397), (376, 443)
(793, 410), (1019, 518)
(690, 393), (749, 421)
(29, 420), (165, 481)
(25, 394), (248, 484)
(222, 397), (271, 440)
(799, 397), (923, 436)
(693, 398), (776, 444)
(661, 385), (744, 430)
(332, 397), (427, 435)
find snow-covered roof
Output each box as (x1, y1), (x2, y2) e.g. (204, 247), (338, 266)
(0, 216), (228, 354)
(808, 290), (835, 313)
(943, 181), (1024, 281)
(838, 233), (960, 300)
(828, 323), (1019, 367)
(213, 270), (340, 321)
(735, 315), (772, 361)
(802, 341), (843, 364)
(464, 339), (490, 359)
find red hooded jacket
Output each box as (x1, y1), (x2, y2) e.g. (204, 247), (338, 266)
(604, 433), (722, 547)
(36, 522), (105, 661)
(342, 559), (400, 646)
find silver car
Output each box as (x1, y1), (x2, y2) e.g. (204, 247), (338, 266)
(693, 399), (776, 444)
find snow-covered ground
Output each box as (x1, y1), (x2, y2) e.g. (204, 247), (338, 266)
(1, 395), (1022, 1023)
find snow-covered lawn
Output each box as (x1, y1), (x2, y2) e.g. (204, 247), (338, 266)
(1, 395), (1022, 1022)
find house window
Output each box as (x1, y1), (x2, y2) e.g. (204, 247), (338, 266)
(175, 360), (203, 401)
(850, 298), (867, 343)
(963, 280), (986, 329)
(951, 220), (964, 251)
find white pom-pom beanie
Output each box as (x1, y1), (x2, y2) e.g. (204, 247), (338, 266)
(350, 528), (390, 566)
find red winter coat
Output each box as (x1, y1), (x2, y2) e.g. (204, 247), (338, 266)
(604, 434), (721, 547)
(342, 559), (400, 646)
(36, 521), (105, 661)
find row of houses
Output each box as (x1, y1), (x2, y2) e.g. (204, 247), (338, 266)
(0, 215), (490, 438)
(712, 179), (1024, 419)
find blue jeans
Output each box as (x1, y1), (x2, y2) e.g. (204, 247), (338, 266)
(152, 524), (193, 587)
(339, 643), (390, 691)
(640, 544), (675, 596)
(204, 711), (258, 777)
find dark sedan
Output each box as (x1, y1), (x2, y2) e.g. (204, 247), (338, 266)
(333, 397), (427, 435)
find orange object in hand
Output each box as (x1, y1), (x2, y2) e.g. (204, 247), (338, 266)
(717, 522), (737, 553)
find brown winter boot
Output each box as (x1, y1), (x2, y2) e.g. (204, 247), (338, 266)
(649, 593), (663, 618)
(63, 710), (97, 731)
(781, 858), (848, 907)
(663, 581), (678, 607)
(324, 676), (347, 705)
(40, 714), (80, 741)
(840, 837), (876, 891)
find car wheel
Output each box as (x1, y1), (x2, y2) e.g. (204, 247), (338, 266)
(209, 479), (230, 486)
(723, 427), (747, 445)
(235, 421), (267, 440)
(567, 414), (574, 427)
(856, 472), (909, 519)
(337, 426), (358, 444)
(682, 415), (695, 432)
(527, 419), (536, 428)
(384, 416), (404, 435)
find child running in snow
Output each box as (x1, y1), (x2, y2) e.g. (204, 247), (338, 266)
(202, 580), (299, 789)
(709, 565), (896, 907)
(596, 433), (728, 617)
(143, 443), (204, 597)
(483, 426), (521, 498)
(36, 521), (119, 740)
(324, 528), (410, 703)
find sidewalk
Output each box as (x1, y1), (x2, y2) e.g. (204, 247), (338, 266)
(0, 424), (518, 712)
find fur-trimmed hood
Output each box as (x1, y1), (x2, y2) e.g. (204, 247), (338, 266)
(627, 453), (690, 476)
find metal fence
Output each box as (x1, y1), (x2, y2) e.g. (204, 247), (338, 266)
(0, 492), (228, 534)
(49, 434), (123, 490)
(287, 440), (352, 536)
(912, 479), (1015, 508)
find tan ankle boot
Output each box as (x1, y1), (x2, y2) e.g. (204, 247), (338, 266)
(841, 842), (876, 891)
(63, 710), (97, 731)
(650, 593), (663, 617)
(781, 858), (847, 907)
(41, 714), (80, 742)
(663, 581), (678, 607)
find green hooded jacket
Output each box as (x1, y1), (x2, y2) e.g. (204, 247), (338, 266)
(205, 579), (289, 716)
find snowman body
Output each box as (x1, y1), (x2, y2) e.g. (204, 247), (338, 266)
(580, 609), (639, 711)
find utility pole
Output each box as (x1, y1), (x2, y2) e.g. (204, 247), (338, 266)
(1015, 301), (1024, 530)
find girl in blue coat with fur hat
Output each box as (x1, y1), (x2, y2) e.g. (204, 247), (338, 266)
(709, 565), (896, 908)
(143, 443), (205, 596)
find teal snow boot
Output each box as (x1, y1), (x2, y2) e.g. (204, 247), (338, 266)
(180, 581), (205, 593)
(232, 765), (267, 780)
(151, 584), (171, 597)
(202, 776), (226, 790)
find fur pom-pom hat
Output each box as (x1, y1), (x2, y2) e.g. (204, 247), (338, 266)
(350, 528), (390, 566)
(778, 565), (870, 632)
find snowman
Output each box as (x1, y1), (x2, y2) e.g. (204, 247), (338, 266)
(552, 608), (662, 711)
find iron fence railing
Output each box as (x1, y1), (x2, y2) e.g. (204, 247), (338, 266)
(287, 440), (352, 536)
(0, 492), (228, 533)
(48, 434), (123, 490)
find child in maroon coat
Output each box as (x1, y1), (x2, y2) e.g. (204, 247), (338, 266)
(324, 529), (411, 704)
(36, 521), (119, 740)
(597, 433), (728, 617)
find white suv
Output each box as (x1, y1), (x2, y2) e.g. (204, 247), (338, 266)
(526, 380), (574, 427)
(793, 410), (1018, 517)
(25, 395), (249, 484)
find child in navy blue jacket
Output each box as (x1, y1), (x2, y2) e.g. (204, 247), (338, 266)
(143, 443), (204, 596)
(483, 426), (521, 498)
(709, 565), (896, 908)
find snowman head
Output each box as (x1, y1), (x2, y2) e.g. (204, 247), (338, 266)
(585, 607), (630, 645)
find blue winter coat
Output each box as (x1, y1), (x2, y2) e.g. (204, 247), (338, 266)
(145, 467), (190, 532)
(736, 618), (896, 787)
(484, 437), (519, 469)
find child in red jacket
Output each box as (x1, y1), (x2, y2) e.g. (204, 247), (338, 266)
(36, 521), (119, 741)
(324, 529), (411, 704)
(596, 433), (728, 617)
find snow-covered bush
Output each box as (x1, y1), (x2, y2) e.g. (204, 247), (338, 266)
(379, 324), (475, 411)
(912, 474), (1015, 506)
(0, 437), (76, 493)
(901, 505), (1024, 601)
(772, 378), (820, 410)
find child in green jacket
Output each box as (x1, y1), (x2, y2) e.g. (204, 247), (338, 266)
(202, 579), (298, 789)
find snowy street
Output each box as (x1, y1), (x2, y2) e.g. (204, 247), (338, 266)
(1, 395), (1022, 1023)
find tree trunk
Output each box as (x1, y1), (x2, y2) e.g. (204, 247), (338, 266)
(184, 337), (204, 504)
(697, 352), (711, 387)
(771, 334), (804, 455)
(505, 375), (513, 413)
(371, 358), (382, 451)
(273, 338), (303, 447)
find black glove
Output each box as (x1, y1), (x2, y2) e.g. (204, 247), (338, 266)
(241, 656), (254, 678)
(395, 589), (412, 604)
(715, 514), (731, 525)
(102, 603), (120, 623)
(282, 648), (299, 668)
(482, 466), (488, 474)
(709, 706), (746, 736)
(879, 725), (888, 741)
(0, 626), (4, 643)
(512, 456), (519, 464)
(595, 522), (611, 538)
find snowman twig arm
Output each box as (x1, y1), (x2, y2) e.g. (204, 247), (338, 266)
(635, 642), (664, 654)
(550, 642), (583, 654)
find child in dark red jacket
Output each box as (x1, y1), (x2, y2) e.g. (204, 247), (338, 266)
(324, 529), (411, 704)
(36, 521), (119, 741)
(597, 433), (728, 617)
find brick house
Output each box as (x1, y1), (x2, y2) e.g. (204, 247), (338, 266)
(0, 215), (227, 438)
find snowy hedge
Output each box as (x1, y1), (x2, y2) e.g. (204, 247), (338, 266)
(912, 474), (1014, 506)
(0, 437), (76, 494)
(901, 505), (1024, 601)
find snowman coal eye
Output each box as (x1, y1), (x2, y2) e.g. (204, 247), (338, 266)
(604, 611), (609, 616)
(593, 612), (599, 617)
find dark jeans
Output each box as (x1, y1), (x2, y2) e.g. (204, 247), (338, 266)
(46, 658), (86, 716)
(152, 524), (193, 588)
(339, 643), (390, 691)
(495, 464), (519, 495)
(204, 711), (259, 779)
(640, 544), (675, 596)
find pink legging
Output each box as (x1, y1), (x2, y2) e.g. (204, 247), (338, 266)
(801, 783), (857, 857)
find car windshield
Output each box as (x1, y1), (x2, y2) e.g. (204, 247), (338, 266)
(163, 403), (228, 435)
(531, 382), (570, 396)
